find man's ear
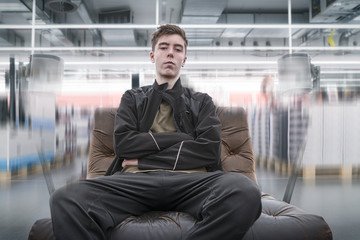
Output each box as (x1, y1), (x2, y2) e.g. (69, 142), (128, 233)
(182, 56), (187, 67)
(150, 51), (155, 63)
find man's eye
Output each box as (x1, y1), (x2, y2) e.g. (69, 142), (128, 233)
(176, 48), (182, 52)
(160, 47), (167, 50)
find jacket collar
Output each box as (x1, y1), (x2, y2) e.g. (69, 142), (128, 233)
(153, 78), (183, 97)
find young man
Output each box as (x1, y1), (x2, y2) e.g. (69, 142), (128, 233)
(50, 24), (261, 240)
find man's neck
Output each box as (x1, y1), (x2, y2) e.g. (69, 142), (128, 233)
(156, 76), (179, 90)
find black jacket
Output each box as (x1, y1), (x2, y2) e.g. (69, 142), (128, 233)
(107, 79), (222, 174)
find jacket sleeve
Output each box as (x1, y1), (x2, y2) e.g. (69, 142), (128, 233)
(138, 95), (221, 170)
(114, 90), (193, 159)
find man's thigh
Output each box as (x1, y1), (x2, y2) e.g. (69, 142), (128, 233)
(57, 172), (167, 225)
(162, 171), (259, 218)
(88, 172), (166, 209)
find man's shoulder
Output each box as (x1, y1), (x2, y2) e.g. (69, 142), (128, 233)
(183, 87), (212, 102)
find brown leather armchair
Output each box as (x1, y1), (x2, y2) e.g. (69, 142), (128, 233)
(29, 107), (332, 240)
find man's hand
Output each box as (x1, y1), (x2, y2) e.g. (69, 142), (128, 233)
(122, 159), (139, 168)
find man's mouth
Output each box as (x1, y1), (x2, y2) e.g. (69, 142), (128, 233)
(164, 61), (175, 65)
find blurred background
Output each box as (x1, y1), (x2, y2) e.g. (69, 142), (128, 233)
(0, 0), (359, 239)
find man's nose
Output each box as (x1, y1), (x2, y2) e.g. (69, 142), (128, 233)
(167, 49), (174, 58)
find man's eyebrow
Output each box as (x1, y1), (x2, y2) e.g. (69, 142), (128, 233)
(174, 44), (184, 49)
(158, 42), (184, 49)
(158, 42), (170, 46)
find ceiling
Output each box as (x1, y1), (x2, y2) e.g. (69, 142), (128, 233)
(1, 0), (360, 91)
(0, 0), (359, 50)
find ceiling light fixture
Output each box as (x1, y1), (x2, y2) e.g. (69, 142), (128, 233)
(45, 0), (78, 13)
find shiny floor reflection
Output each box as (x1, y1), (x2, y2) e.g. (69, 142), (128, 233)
(0, 158), (359, 240)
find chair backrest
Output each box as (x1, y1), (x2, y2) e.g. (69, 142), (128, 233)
(216, 107), (257, 183)
(87, 107), (257, 183)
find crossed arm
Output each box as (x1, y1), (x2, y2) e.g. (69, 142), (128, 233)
(114, 90), (222, 171)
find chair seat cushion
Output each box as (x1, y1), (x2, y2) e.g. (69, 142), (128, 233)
(28, 194), (332, 240)
(110, 211), (196, 240)
(242, 193), (332, 240)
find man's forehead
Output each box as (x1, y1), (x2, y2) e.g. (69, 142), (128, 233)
(156, 35), (185, 47)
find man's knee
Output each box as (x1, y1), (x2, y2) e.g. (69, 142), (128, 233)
(50, 182), (83, 212)
(50, 186), (68, 212)
(216, 172), (261, 210)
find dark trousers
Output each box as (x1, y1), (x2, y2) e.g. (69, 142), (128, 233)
(50, 171), (261, 240)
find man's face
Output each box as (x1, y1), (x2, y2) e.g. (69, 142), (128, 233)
(150, 34), (187, 81)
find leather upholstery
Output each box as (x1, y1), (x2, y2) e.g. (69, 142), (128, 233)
(216, 107), (257, 183)
(87, 108), (117, 179)
(28, 106), (332, 240)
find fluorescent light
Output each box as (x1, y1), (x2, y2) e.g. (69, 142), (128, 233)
(0, 60), (357, 66)
(0, 46), (286, 51)
(321, 70), (360, 74)
(63, 60), (277, 65)
(1, 23), (360, 30)
(290, 24), (360, 29)
(183, 70), (277, 75)
(1, 45), (360, 52)
(65, 61), (152, 65)
(313, 61), (360, 65)
(187, 61), (277, 65)
(189, 46), (288, 51)
(0, 24), (157, 30)
(293, 46), (360, 51)
(0, 25), (33, 29)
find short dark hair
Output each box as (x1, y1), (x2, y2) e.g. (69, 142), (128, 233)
(151, 24), (188, 52)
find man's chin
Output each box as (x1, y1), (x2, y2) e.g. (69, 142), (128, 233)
(161, 71), (178, 79)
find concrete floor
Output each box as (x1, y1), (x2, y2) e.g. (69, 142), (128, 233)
(256, 168), (360, 240)
(0, 157), (359, 240)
